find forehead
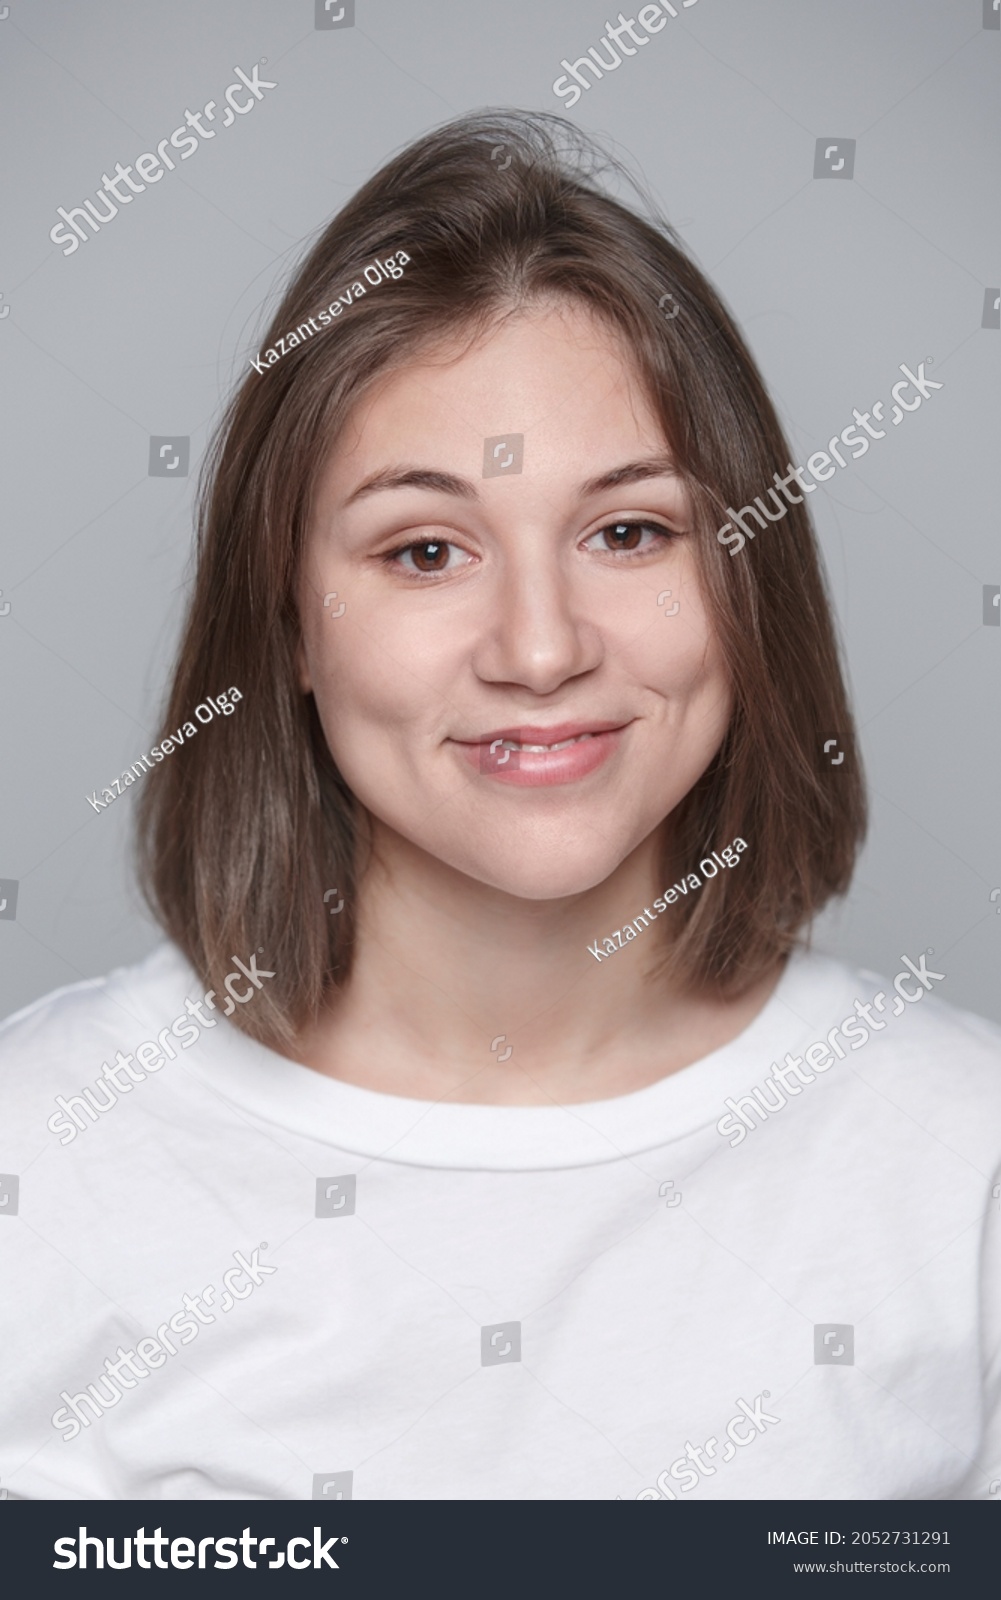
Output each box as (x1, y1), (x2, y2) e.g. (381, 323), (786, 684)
(324, 300), (668, 479)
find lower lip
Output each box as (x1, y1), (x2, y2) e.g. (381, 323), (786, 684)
(455, 728), (626, 786)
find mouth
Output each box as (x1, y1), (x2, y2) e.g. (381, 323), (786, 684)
(489, 732), (598, 753)
(453, 721), (630, 787)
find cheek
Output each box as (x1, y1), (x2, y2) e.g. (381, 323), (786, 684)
(620, 591), (733, 789)
(315, 638), (403, 744)
(621, 580), (727, 704)
(305, 615), (452, 789)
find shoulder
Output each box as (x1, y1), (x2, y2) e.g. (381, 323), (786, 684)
(797, 946), (1001, 1060)
(798, 948), (1001, 1159)
(0, 943), (197, 1104)
(845, 954), (1001, 1069)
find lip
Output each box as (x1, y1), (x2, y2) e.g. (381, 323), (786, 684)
(468, 720), (627, 747)
(452, 720), (630, 787)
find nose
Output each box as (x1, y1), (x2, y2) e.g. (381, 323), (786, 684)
(471, 555), (603, 696)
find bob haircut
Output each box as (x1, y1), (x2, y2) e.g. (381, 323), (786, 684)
(136, 109), (866, 1054)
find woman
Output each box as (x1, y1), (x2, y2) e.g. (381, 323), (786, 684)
(1, 112), (998, 1503)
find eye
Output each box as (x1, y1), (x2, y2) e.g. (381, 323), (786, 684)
(583, 521), (676, 556)
(384, 539), (473, 578)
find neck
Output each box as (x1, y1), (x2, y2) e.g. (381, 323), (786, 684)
(294, 823), (782, 1104)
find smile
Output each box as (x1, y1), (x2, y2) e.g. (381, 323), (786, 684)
(454, 722), (629, 787)
(494, 734), (595, 754)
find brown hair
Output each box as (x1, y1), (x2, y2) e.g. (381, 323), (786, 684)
(135, 109), (866, 1052)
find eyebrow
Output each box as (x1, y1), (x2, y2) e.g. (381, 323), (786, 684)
(578, 455), (680, 496)
(342, 454), (680, 507)
(344, 467), (478, 506)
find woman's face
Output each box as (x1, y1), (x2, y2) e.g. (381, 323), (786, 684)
(298, 300), (732, 899)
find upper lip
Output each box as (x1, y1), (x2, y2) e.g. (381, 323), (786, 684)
(456, 720), (629, 746)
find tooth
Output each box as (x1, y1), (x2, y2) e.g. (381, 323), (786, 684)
(489, 732), (598, 752)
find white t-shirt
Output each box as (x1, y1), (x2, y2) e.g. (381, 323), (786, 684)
(1, 941), (999, 1501)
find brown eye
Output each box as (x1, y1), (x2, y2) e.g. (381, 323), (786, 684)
(604, 522), (642, 551)
(409, 541), (449, 571)
(583, 520), (676, 557)
(386, 538), (474, 579)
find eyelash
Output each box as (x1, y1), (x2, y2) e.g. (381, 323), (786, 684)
(381, 540), (470, 580)
(582, 520), (678, 559)
(381, 521), (678, 581)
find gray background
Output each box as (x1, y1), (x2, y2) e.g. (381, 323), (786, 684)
(1, 0), (998, 1022)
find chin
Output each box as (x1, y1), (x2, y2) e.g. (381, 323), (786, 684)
(434, 838), (630, 903)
